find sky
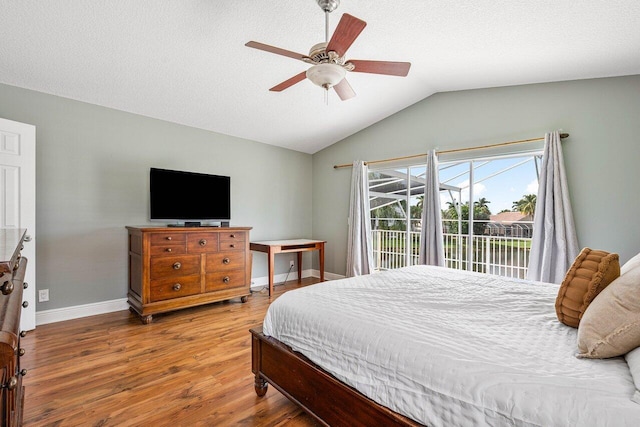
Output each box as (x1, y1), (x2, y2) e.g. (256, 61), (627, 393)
(389, 154), (541, 214)
(437, 155), (540, 213)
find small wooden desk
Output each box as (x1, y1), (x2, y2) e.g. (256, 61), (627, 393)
(250, 239), (325, 296)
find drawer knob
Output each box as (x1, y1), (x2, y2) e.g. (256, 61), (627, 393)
(199, 239), (207, 246)
(20, 331), (27, 338)
(5, 376), (17, 390)
(173, 262), (182, 270)
(223, 276), (230, 283)
(20, 369), (27, 377)
(173, 283), (182, 291)
(166, 236), (173, 241)
(230, 234), (235, 238)
(1, 281), (14, 295)
(22, 301), (29, 308)
(166, 248), (172, 252)
(223, 257), (230, 265)
(23, 282), (28, 289)
(230, 244), (236, 248)
(19, 348), (25, 357)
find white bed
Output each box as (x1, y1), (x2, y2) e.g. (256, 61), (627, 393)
(262, 265), (640, 426)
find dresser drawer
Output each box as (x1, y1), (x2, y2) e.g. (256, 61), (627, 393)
(219, 230), (246, 243)
(150, 255), (200, 279)
(187, 233), (219, 253)
(150, 243), (186, 256)
(219, 232), (245, 251)
(150, 275), (201, 302)
(206, 252), (245, 272)
(205, 270), (246, 292)
(150, 233), (186, 246)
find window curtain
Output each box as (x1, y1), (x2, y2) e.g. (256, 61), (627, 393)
(419, 150), (445, 266)
(527, 131), (579, 283)
(346, 160), (374, 277)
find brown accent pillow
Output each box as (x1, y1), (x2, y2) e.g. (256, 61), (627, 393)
(577, 265), (640, 358)
(555, 247), (620, 328)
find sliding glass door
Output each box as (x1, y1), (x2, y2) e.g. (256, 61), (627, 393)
(369, 152), (542, 278)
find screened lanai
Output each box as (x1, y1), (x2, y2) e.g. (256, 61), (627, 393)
(368, 153), (542, 278)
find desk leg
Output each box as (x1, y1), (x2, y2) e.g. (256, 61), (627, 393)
(297, 252), (302, 283)
(319, 244), (325, 283)
(268, 250), (275, 297)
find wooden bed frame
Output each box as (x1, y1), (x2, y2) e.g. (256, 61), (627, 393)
(251, 327), (420, 426)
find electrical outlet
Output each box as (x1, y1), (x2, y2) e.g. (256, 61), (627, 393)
(290, 260), (295, 268)
(38, 289), (49, 302)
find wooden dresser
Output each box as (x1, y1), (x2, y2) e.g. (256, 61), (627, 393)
(0, 229), (28, 427)
(126, 226), (252, 324)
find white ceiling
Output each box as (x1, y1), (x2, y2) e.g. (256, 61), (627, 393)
(2, 1), (639, 154)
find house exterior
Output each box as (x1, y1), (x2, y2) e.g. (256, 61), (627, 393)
(487, 212), (534, 238)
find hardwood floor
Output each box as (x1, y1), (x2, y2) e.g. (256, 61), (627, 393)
(21, 279), (322, 426)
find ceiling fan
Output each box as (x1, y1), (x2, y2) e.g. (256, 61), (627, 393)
(245, 0), (411, 101)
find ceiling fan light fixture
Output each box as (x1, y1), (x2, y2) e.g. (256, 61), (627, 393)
(306, 63), (346, 89)
(245, 2), (411, 101)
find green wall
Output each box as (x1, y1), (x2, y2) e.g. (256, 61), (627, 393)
(312, 75), (640, 275)
(0, 83), (313, 310)
(2, 74), (639, 313)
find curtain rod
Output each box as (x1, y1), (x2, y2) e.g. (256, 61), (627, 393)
(333, 132), (569, 169)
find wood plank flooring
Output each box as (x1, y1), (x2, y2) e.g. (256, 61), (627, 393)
(20, 279), (321, 426)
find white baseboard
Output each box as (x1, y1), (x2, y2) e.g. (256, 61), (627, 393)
(36, 269), (345, 326)
(250, 268), (313, 289)
(36, 298), (129, 326)
(250, 268), (344, 290)
(322, 270), (346, 281)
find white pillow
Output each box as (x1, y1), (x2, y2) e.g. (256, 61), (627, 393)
(577, 266), (640, 358)
(625, 346), (640, 404)
(621, 252), (640, 276)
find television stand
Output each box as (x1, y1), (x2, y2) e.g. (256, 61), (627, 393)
(126, 226), (252, 323)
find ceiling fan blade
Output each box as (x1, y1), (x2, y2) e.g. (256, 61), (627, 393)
(326, 14), (367, 57)
(245, 41), (307, 62)
(333, 78), (356, 101)
(269, 71), (307, 92)
(348, 60), (411, 76)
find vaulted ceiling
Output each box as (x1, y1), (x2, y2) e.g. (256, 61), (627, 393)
(2, 1), (639, 153)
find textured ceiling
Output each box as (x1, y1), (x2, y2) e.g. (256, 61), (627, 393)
(1, 1), (639, 153)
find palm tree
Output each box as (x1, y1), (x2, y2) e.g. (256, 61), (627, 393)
(512, 194), (537, 216)
(441, 201), (489, 235)
(372, 202), (406, 231)
(474, 197), (491, 215)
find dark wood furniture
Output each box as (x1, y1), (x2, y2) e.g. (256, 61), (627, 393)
(251, 327), (419, 426)
(249, 239), (325, 296)
(127, 226), (252, 324)
(0, 229), (28, 427)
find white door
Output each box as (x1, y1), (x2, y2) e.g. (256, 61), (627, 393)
(0, 118), (36, 330)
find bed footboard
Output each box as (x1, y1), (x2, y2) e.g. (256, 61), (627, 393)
(250, 327), (420, 427)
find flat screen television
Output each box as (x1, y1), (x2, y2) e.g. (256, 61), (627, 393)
(150, 168), (230, 226)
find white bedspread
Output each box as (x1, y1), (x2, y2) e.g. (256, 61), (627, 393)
(263, 265), (640, 426)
